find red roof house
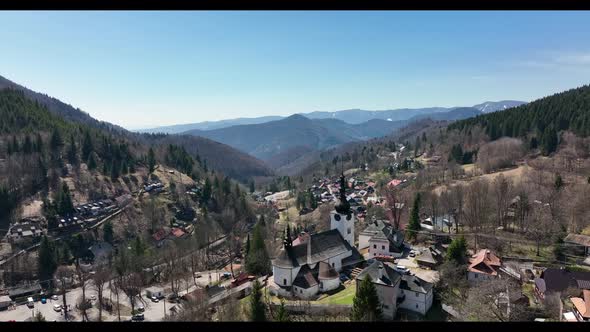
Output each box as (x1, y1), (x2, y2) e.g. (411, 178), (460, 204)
(388, 179), (402, 187)
(171, 228), (186, 238)
(468, 249), (502, 281)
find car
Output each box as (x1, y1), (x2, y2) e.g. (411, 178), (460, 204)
(151, 297), (159, 303)
(51, 295), (59, 301)
(90, 295), (97, 301)
(27, 297), (34, 308)
(137, 304), (145, 312)
(394, 265), (410, 275)
(53, 304), (62, 312)
(409, 252), (416, 257)
(41, 298), (47, 304)
(132, 313), (144, 321)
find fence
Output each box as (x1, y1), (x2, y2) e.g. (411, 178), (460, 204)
(270, 302), (352, 316)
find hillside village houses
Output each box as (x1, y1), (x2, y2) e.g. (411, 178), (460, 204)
(270, 173), (435, 318)
(270, 174), (363, 299)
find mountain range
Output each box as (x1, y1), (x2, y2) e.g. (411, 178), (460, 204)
(138, 101), (526, 134)
(181, 107), (484, 170)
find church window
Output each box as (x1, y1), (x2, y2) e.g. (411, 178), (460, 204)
(382, 245), (385, 250)
(373, 244), (376, 249)
(347, 227), (351, 234)
(283, 279), (287, 285)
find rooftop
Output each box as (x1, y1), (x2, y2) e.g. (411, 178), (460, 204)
(564, 233), (590, 247)
(356, 261), (401, 287)
(468, 249), (501, 276)
(272, 229), (352, 269)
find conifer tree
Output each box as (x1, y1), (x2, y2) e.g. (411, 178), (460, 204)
(407, 192), (422, 241)
(148, 147), (156, 174)
(275, 300), (290, 322)
(38, 236), (57, 282)
(249, 280), (266, 322)
(351, 275), (382, 321)
(446, 235), (467, 264)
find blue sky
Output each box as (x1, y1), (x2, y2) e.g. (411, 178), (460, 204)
(1, 11), (589, 129)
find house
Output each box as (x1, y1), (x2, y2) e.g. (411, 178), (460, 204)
(8, 221), (44, 244)
(358, 219), (388, 250)
(467, 249), (502, 282)
(0, 295), (11, 311)
(534, 268), (590, 301)
(366, 222), (405, 259)
(7, 283), (42, 301)
(271, 174), (363, 300)
(87, 241), (114, 266)
(564, 233), (590, 257)
(171, 228), (186, 238)
(397, 274), (434, 316)
(388, 179), (402, 188)
(356, 261), (402, 320)
(416, 248), (441, 269)
(571, 289), (590, 321)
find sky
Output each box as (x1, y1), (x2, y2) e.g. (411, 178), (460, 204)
(1, 11), (590, 130)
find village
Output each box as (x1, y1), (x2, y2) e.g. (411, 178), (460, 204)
(1, 138), (590, 322)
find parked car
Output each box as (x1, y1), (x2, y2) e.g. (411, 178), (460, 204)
(394, 265), (410, 275)
(137, 304), (145, 312)
(151, 296), (160, 303)
(41, 298), (47, 304)
(26, 297), (34, 308)
(132, 313), (144, 321)
(90, 295), (97, 301)
(53, 304), (62, 312)
(51, 295), (59, 301)
(339, 274), (349, 282)
(409, 252), (416, 257)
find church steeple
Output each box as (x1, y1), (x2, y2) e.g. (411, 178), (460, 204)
(335, 173), (351, 215)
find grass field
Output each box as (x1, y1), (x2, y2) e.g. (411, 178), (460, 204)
(316, 282), (356, 305)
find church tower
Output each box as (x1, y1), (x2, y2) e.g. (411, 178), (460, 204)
(330, 173), (355, 247)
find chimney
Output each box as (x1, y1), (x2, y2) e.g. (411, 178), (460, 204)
(378, 265), (384, 280)
(307, 237), (312, 266)
(486, 250), (491, 260)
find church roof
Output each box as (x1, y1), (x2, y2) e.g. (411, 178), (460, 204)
(293, 265), (319, 289)
(272, 229), (352, 269)
(318, 261), (339, 280)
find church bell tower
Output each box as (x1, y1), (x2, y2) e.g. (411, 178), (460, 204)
(330, 173), (355, 247)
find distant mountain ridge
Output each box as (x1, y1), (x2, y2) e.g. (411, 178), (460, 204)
(138, 101), (526, 134)
(182, 107), (482, 168)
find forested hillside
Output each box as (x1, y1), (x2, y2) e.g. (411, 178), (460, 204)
(449, 84), (590, 155)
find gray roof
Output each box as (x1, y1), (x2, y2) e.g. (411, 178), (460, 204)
(272, 229), (352, 269)
(416, 249), (438, 265)
(356, 261), (401, 287)
(360, 220), (388, 236)
(564, 234), (590, 247)
(400, 274), (433, 294)
(8, 283), (41, 298)
(293, 265), (319, 289)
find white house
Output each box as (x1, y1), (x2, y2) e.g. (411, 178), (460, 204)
(398, 274), (434, 316)
(366, 223), (405, 259)
(358, 219), (388, 250)
(356, 261), (402, 320)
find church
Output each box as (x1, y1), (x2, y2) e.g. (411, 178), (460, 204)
(270, 174), (364, 299)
